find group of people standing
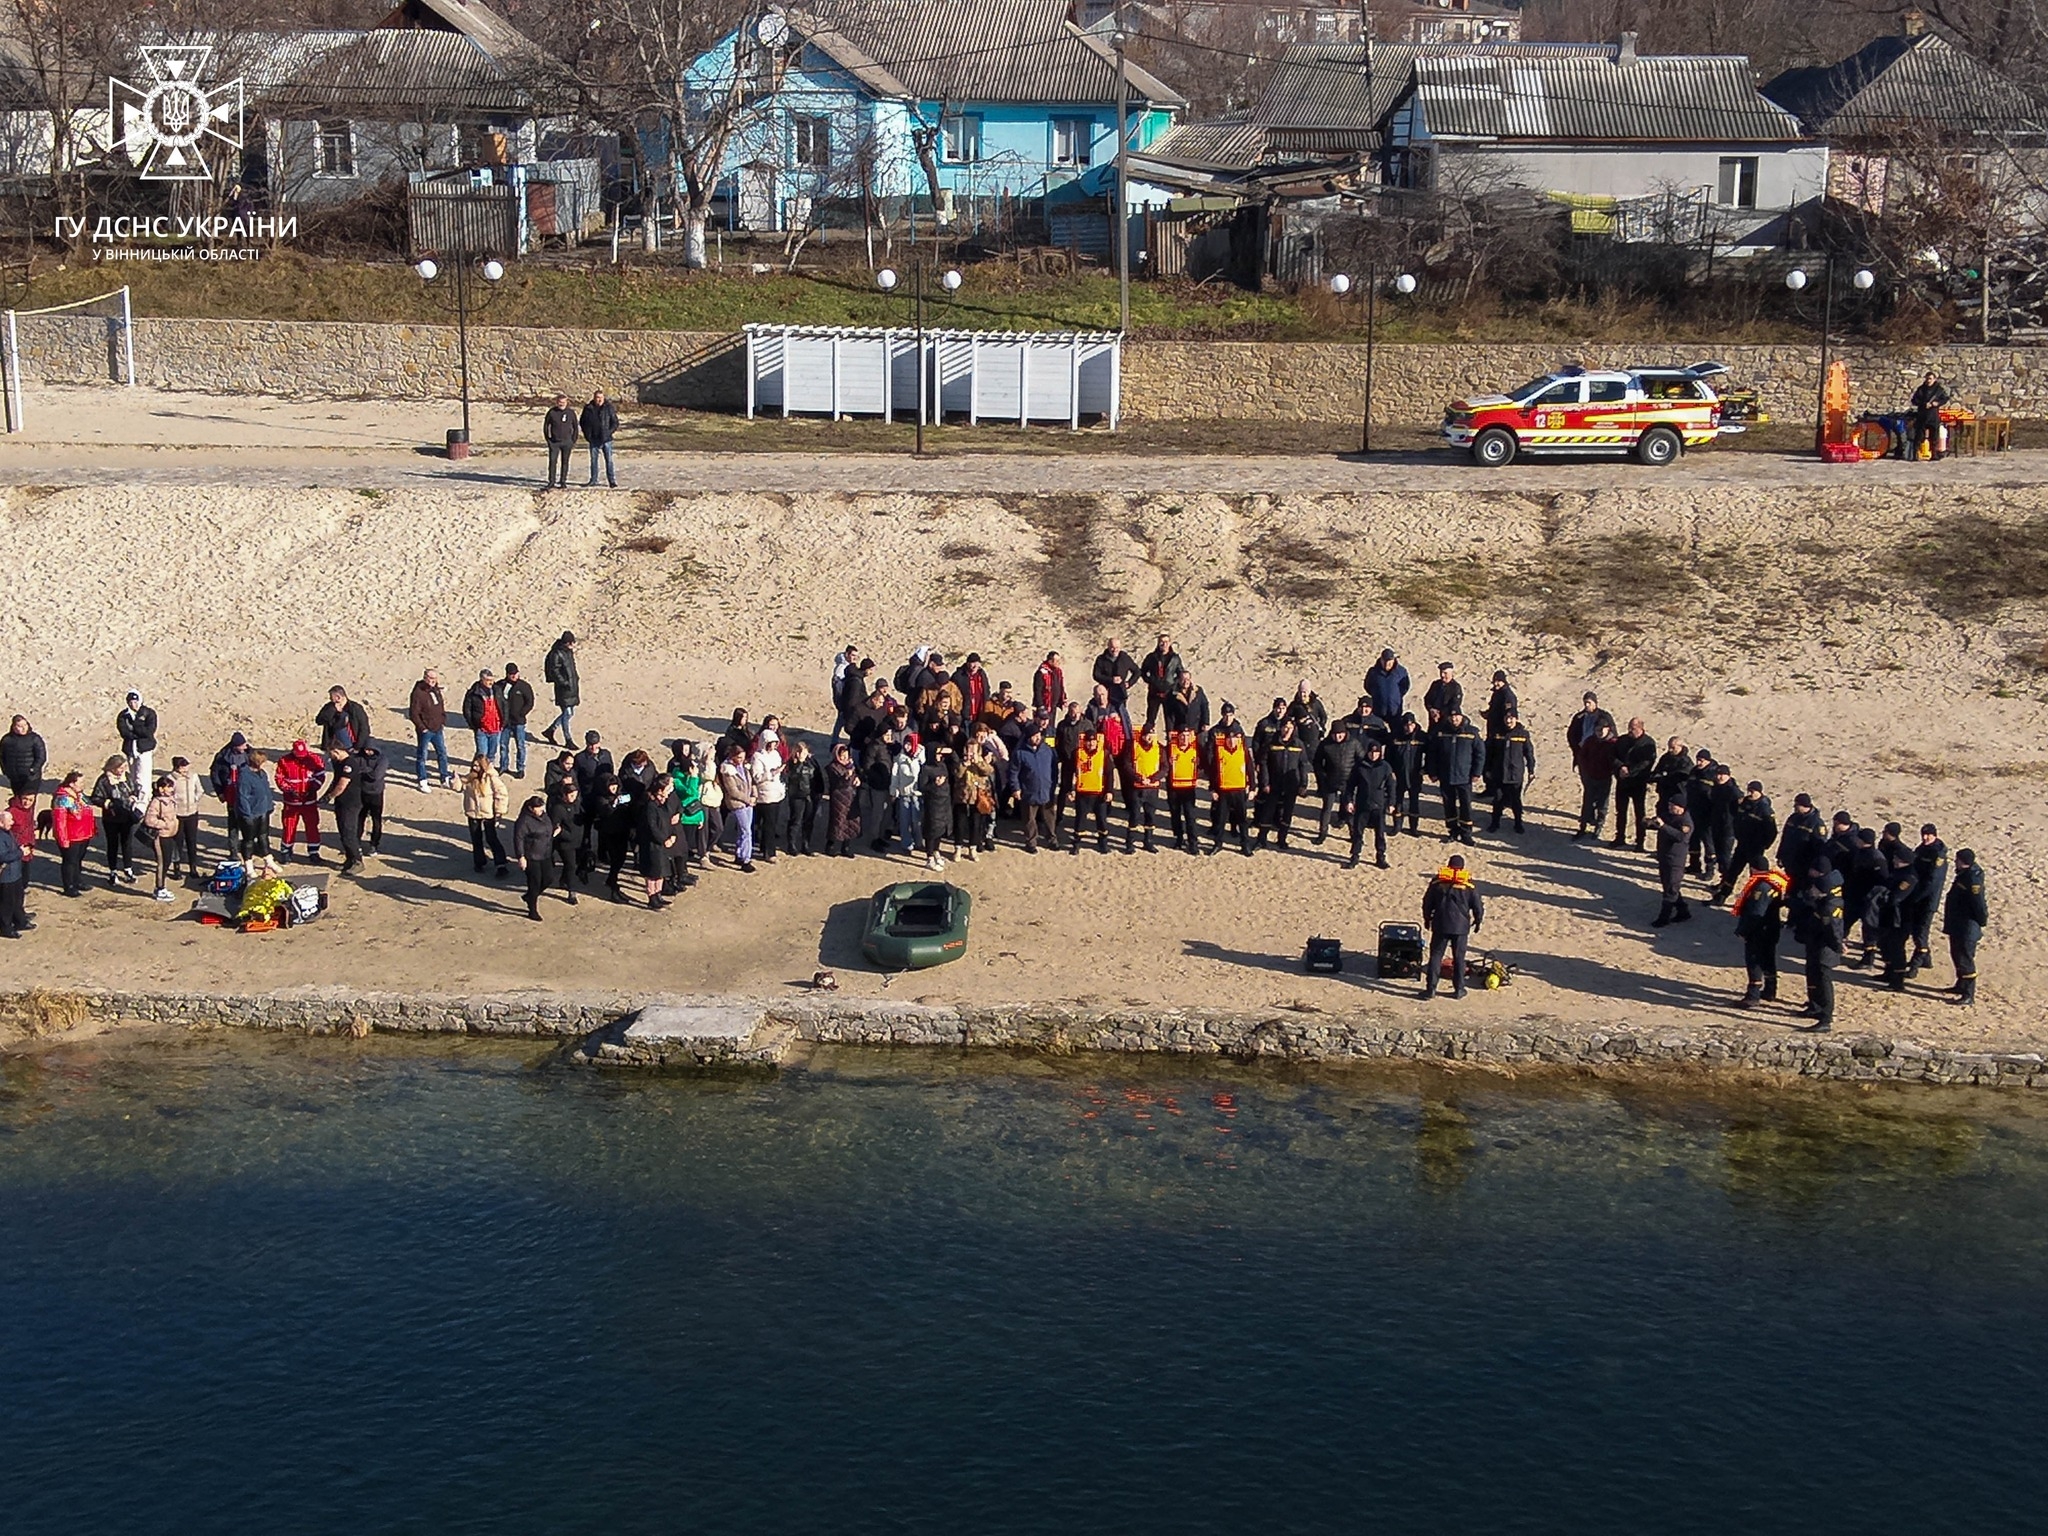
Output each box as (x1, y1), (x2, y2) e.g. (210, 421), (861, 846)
(0, 628), (1995, 1030)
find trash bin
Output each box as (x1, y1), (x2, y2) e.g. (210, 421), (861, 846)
(446, 428), (470, 461)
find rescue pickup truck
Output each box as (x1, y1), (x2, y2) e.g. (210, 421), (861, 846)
(1441, 362), (1741, 467)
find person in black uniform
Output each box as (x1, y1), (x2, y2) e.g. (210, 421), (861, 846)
(1909, 370), (1949, 460)
(1422, 662), (1463, 726)
(1712, 780), (1777, 905)
(1651, 795), (1694, 927)
(1312, 716), (1363, 846)
(1343, 738), (1396, 870)
(1684, 751), (1718, 879)
(1429, 708), (1484, 846)
(599, 773), (638, 901)
(1731, 868), (1789, 1007)
(1907, 823), (1948, 974)
(354, 743), (389, 857)
(1823, 812), (1860, 878)
(1874, 850), (1920, 992)
(546, 779), (581, 905)
(1844, 827), (1886, 968)
(1611, 718), (1658, 850)
(1793, 858), (1846, 1031)
(1487, 708), (1536, 834)
(1386, 713), (1426, 835)
(1650, 736), (1692, 836)
(1481, 670), (1518, 794)
(1702, 763), (1740, 888)
(1776, 792), (1823, 877)
(1421, 854), (1484, 1000)
(1258, 719), (1307, 850)
(321, 744), (366, 875)
(1943, 849), (1987, 1004)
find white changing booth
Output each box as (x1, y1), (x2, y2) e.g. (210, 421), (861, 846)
(745, 325), (1121, 429)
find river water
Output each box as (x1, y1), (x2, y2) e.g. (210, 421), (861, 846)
(2, 1034), (2042, 1534)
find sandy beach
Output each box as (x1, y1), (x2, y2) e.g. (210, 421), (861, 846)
(2, 416), (2045, 1058)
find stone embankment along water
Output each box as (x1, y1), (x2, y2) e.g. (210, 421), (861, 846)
(2, 988), (2043, 1090)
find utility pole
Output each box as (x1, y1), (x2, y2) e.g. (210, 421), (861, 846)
(1113, 3), (1131, 335)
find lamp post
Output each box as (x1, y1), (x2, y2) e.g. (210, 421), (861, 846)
(1331, 264), (1417, 456)
(1111, 12), (1132, 337)
(415, 244), (505, 459)
(878, 263), (962, 456)
(1785, 258), (1874, 452)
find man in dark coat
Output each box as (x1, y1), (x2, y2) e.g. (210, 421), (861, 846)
(494, 663), (536, 778)
(1565, 692), (1615, 771)
(1015, 725), (1058, 854)
(1909, 370), (1949, 460)
(543, 393), (579, 488)
(1611, 718), (1658, 849)
(1342, 739), (1395, 870)
(1428, 708), (1484, 846)
(1701, 764), (1741, 889)
(1163, 672), (1210, 736)
(1486, 708), (1535, 834)
(1422, 662), (1463, 725)
(1907, 823), (1949, 974)
(1138, 634), (1185, 733)
(1091, 637), (1140, 712)
(1651, 796), (1694, 928)
(1481, 670), (1518, 793)
(572, 730), (614, 864)
(1574, 721), (1617, 840)
(1366, 649), (1409, 723)
(1843, 827), (1886, 968)
(1776, 792), (1823, 877)
(542, 632), (580, 746)
(1943, 849), (1987, 1005)
(1712, 780), (1778, 904)
(580, 390), (620, 487)
(1312, 715), (1363, 845)
(315, 685), (371, 757)
(1386, 714), (1426, 836)
(1421, 855), (1484, 1000)
(1257, 719), (1307, 850)
(1874, 850), (1921, 992)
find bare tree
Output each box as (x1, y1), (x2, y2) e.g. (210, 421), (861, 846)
(560, 0), (784, 266)
(1, 0), (134, 246)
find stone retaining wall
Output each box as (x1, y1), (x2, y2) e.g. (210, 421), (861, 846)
(10, 988), (2038, 1089)
(10, 312), (2043, 422)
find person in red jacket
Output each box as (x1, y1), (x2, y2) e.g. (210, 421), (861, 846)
(49, 770), (96, 897)
(276, 740), (328, 863)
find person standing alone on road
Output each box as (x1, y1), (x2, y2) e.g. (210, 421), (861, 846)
(580, 390), (619, 487)
(543, 394), (579, 488)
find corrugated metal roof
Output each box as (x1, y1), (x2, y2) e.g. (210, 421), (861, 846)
(1763, 33), (2041, 137)
(1414, 53), (1804, 142)
(1144, 114), (1267, 170)
(251, 29), (532, 118)
(1253, 40), (1617, 131)
(784, 0), (1184, 109)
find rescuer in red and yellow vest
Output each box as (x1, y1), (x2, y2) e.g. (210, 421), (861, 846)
(1166, 728), (1202, 854)
(1206, 703), (1252, 856)
(1124, 726), (1164, 854)
(1070, 726), (1111, 854)
(1732, 866), (1792, 1007)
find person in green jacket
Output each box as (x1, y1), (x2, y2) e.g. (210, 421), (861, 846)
(670, 742), (708, 872)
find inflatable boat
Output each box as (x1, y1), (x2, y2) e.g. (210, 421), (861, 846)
(861, 881), (972, 970)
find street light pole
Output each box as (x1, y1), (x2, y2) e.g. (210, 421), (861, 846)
(1787, 258), (1874, 454)
(415, 228), (504, 460)
(915, 259), (927, 458)
(1113, 11), (1131, 336)
(1332, 266), (1415, 457)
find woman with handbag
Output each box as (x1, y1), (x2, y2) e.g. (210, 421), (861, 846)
(954, 731), (995, 862)
(88, 754), (141, 887)
(141, 775), (182, 902)
(461, 755), (511, 877)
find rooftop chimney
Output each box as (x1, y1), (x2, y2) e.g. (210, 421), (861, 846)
(1902, 7), (1927, 36)
(1616, 29), (1638, 64)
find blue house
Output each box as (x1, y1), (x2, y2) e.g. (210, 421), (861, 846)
(685, 0), (1184, 231)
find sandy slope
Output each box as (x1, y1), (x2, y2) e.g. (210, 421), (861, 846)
(3, 475), (2044, 1054)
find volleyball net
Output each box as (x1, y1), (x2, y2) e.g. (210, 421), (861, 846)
(2, 286), (135, 433)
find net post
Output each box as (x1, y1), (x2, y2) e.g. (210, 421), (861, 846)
(3, 309), (20, 433)
(120, 286), (135, 386)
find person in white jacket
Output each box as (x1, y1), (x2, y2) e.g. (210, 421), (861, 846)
(889, 735), (925, 856)
(748, 733), (788, 864)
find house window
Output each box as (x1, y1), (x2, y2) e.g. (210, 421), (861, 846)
(315, 120), (355, 178)
(1717, 156), (1758, 209)
(942, 113), (983, 163)
(792, 114), (830, 168)
(1052, 116), (1092, 167)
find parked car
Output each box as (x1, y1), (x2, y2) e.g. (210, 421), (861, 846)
(1441, 363), (1739, 467)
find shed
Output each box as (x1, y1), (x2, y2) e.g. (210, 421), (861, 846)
(745, 325), (1120, 428)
